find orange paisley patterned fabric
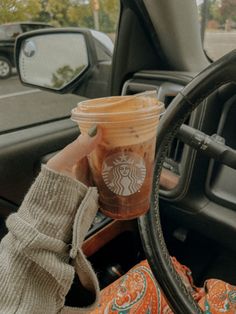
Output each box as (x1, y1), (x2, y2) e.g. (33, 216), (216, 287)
(90, 258), (236, 314)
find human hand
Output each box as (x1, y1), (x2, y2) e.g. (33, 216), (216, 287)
(46, 125), (102, 185)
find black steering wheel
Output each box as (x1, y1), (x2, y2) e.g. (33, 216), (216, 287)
(138, 50), (236, 314)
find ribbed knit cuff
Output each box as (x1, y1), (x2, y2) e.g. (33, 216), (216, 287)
(17, 165), (89, 243)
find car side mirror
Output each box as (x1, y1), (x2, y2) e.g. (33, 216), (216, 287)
(15, 28), (102, 94)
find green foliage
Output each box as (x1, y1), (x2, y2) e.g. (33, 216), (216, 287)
(0, 0), (41, 24)
(219, 0), (236, 21)
(67, 0), (119, 31)
(51, 64), (85, 88)
(0, 0), (120, 33)
(209, 0), (236, 24)
(67, 3), (93, 27)
(209, 0), (225, 24)
(46, 0), (71, 26)
(100, 0), (120, 32)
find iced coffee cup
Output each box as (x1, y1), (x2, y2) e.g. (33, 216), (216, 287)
(71, 91), (164, 220)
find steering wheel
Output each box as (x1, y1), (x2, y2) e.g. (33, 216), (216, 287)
(138, 50), (236, 314)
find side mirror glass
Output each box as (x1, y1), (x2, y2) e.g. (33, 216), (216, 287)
(15, 30), (93, 92)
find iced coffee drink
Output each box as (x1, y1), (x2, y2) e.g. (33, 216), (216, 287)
(71, 91), (164, 219)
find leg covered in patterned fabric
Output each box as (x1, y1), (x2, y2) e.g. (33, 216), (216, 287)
(90, 258), (236, 313)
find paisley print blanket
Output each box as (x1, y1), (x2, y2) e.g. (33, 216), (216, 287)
(91, 258), (236, 314)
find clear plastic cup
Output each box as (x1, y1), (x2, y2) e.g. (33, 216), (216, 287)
(71, 91), (165, 219)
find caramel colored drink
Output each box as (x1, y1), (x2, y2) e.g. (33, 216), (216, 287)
(71, 91), (164, 220)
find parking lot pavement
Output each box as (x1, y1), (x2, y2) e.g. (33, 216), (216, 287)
(205, 31), (236, 60)
(0, 75), (86, 133)
(0, 73), (28, 95)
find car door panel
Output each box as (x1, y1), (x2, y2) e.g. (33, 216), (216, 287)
(0, 119), (78, 211)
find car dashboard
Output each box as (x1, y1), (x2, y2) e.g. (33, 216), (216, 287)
(0, 70), (236, 260)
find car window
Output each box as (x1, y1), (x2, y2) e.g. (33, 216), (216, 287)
(0, 1), (120, 133)
(0, 27), (5, 40)
(0, 24), (22, 40)
(21, 24), (52, 33)
(197, 0), (236, 60)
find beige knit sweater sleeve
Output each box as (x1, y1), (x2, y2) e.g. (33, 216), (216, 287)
(0, 166), (100, 314)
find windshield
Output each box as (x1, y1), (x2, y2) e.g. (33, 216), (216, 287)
(197, 0), (236, 60)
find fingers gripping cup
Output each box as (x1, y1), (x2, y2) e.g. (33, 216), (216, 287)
(71, 91), (164, 220)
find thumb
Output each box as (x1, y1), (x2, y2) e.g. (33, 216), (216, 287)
(47, 125), (102, 176)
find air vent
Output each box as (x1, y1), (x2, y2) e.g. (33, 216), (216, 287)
(167, 137), (184, 163)
(122, 81), (159, 95)
(164, 95), (189, 173)
(164, 95), (186, 166)
(122, 80), (187, 175)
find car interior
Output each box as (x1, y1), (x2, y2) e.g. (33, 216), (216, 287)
(0, 0), (236, 313)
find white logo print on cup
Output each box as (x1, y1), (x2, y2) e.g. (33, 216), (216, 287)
(102, 152), (146, 196)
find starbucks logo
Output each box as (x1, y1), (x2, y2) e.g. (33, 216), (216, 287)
(102, 152), (146, 196)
